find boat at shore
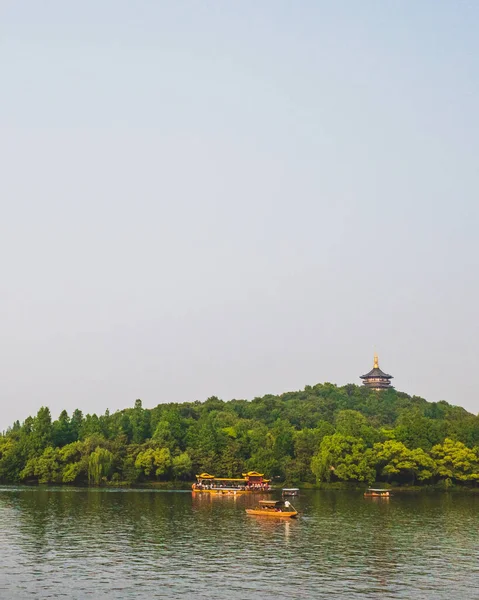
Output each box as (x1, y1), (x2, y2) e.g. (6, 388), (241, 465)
(246, 500), (298, 518)
(364, 488), (391, 498)
(282, 488), (299, 497)
(192, 471), (272, 494)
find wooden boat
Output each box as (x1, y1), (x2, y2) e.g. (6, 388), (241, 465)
(282, 488), (299, 497)
(246, 500), (298, 518)
(364, 488), (391, 498)
(192, 471), (272, 494)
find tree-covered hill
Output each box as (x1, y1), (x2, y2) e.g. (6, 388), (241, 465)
(1, 383), (478, 487)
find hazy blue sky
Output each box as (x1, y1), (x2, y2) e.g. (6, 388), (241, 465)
(1, 1), (478, 427)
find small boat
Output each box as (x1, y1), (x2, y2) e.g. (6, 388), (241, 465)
(364, 488), (391, 498)
(246, 500), (298, 518)
(282, 488), (299, 497)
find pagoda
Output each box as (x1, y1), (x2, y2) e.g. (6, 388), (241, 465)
(360, 354), (393, 390)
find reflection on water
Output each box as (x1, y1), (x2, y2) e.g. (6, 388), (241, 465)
(0, 487), (477, 599)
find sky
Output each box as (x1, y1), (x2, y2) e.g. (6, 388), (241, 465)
(1, 1), (478, 428)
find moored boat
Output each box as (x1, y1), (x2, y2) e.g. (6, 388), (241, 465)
(364, 488), (391, 498)
(246, 500), (298, 518)
(282, 488), (299, 497)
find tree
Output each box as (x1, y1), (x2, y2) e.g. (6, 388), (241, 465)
(21, 447), (61, 484)
(131, 399), (151, 443)
(335, 409), (380, 445)
(135, 447), (172, 478)
(88, 447), (113, 485)
(31, 407), (53, 454)
(52, 410), (72, 447)
(172, 452), (193, 480)
(152, 420), (176, 450)
(431, 438), (479, 483)
(335, 410), (368, 438)
(80, 414), (103, 439)
(70, 409), (84, 442)
(311, 434), (375, 484)
(373, 440), (436, 484)
(292, 425), (334, 483)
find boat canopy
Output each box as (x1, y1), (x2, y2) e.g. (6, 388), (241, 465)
(367, 488), (389, 492)
(242, 471), (264, 477)
(282, 488), (299, 492)
(259, 500), (285, 507)
(196, 473), (215, 479)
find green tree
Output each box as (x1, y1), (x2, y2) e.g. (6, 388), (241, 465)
(21, 447), (61, 483)
(135, 447), (172, 478)
(131, 399), (151, 443)
(172, 452), (193, 479)
(31, 407), (53, 454)
(311, 434), (375, 484)
(88, 447), (113, 485)
(373, 440), (436, 484)
(431, 438), (479, 483)
(152, 420), (176, 450)
(292, 425), (334, 483)
(52, 410), (72, 447)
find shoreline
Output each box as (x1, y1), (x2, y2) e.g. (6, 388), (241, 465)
(2, 481), (478, 493)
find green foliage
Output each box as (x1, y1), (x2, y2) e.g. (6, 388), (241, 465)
(135, 447), (172, 478)
(373, 440), (436, 483)
(311, 434), (375, 484)
(431, 438), (479, 483)
(172, 452), (193, 480)
(21, 447), (61, 484)
(1, 385), (479, 486)
(88, 447), (113, 485)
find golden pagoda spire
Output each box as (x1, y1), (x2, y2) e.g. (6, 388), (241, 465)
(373, 353), (379, 369)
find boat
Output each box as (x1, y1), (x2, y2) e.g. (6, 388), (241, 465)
(242, 471), (272, 491)
(192, 471), (272, 494)
(282, 488), (299, 497)
(246, 500), (298, 518)
(364, 488), (391, 498)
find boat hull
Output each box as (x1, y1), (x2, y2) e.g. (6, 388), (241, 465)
(192, 489), (247, 495)
(245, 509), (298, 518)
(364, 493), (390, 498)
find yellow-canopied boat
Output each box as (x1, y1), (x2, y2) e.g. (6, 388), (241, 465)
(192, 471), (272, 494)
(246, 500), (298, 518)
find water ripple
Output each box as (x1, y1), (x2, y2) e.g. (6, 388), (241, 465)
(0, 488), (477, 598)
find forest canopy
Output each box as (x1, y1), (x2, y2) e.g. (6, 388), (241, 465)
(1, 383), (478, 487)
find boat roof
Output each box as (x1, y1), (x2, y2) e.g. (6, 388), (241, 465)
(196, 475), (246, 481)
(282, 488), (299, 491)
(367, 488), (390, 492)
(259, 500), (284, 506)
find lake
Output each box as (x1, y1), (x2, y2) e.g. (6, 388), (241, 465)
(0, 487), (477, 599)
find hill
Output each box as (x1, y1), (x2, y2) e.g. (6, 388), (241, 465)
(1, 383), (478, 486)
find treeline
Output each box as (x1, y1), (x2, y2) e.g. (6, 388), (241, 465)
(1, 383), (479, 487)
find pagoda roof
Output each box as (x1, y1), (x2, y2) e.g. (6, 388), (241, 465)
(360, 367), (393, 380)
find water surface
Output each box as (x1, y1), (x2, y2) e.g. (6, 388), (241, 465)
(0, 487), (477, 599)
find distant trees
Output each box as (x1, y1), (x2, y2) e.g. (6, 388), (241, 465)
(373, 440), (436, 484)
(1, 383), (479, 486)
(311, 434), (375, 484)
(431, 439), (479, 484)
